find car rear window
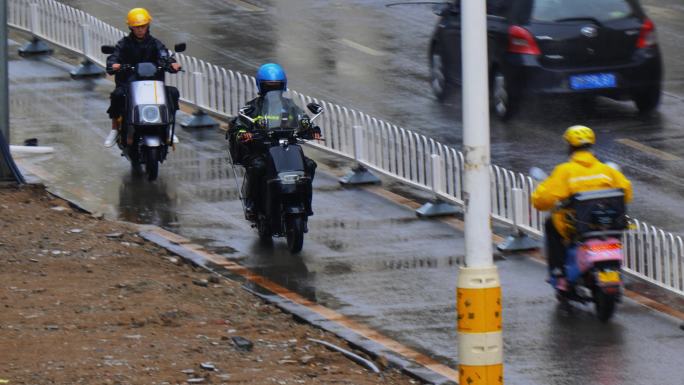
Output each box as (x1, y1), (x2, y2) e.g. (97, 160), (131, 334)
(531, 0), (636, 22)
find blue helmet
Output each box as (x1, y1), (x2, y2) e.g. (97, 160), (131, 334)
(256, 63), (287, 94)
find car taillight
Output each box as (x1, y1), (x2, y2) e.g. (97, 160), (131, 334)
(508, 25), (541, 55)
(636, 19), (657, 48)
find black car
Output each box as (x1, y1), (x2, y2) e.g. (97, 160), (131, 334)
(429, 0), (663, 119)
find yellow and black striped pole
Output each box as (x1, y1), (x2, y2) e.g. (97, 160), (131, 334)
(457, 266), (503, 384)
(459, 0), (502, 382)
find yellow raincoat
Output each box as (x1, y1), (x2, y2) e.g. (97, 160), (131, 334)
(532, 150), (632, 240)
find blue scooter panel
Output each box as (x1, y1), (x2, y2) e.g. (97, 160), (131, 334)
(564, 246), (581, 283)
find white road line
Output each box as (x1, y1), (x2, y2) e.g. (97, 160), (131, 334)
(335, 38), (386, 57)
(616, 138), (681, 161)
(225, 0), (264, 12)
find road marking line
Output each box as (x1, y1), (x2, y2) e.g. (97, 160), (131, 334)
(335, 38), (386, 57)
(616, 138), (681, 161)
(225, 0), (264, 12)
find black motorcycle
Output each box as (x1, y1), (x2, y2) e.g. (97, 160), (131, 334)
(228, 93), (323, 253)
(101, 43), (186, 181)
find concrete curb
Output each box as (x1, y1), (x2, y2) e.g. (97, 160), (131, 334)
(138, 227), (459, 385)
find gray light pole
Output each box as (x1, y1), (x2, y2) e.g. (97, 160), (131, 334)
(456, 0), (503, 384)
(1, 0), (24, 183)
(1, 0), (9, 147)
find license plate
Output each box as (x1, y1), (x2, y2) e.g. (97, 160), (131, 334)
(570, 73), (616, 90)
(598, 270), (621, 283)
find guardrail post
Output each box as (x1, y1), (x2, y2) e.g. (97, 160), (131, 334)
(339, 125), (380, 185)
(181, 71), (218, 129)
(497, 187), (540, 251)
(18, 2), (52, 57)
(70, 23), (104, 79)
(1, 0), (25, 183)
(416, 154), (458, 217)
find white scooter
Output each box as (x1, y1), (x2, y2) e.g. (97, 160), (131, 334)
(101, 43), (186, 181)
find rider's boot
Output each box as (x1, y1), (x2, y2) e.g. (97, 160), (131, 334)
(244, 199), (257, 221)
(104, 117), (121, 147)
(244, 178), (255, 220)
(549, 267), (569, 293)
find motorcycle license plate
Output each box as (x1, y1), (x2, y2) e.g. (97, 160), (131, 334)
(598, 270), (620, 283)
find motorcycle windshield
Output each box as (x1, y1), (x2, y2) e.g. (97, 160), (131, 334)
(259, 91), (301, 130)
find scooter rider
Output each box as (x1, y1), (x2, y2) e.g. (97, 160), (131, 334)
(531, 125), (632, 291)
(228, 63), (320, 219)
(104, 7), (182, 147)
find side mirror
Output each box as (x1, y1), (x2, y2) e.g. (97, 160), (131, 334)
(238, 106), (256, 123)
(101, 45), (115, 55)
(174, 43), (186, 53)
(306, 103), (323, 115)
(529, 167), (548, 182)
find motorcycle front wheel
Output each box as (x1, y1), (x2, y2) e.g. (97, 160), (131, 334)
(594, 288), (617, 322)
(145, 147), (159, 181)
(285, 215), (305, 253)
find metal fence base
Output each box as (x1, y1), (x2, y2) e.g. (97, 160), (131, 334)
(181, 109), (218, 129)
(18, 37), (52, 57)
(339, 165), (380, 185)
(497, 232), (541, 252)
(416, 200), (459, 218)
(70, 59), (104, 79)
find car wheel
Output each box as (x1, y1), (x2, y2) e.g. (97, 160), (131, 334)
(492, 69), (517, 121)
(430, 45), (451, 101)
(633, 85), (661, 114)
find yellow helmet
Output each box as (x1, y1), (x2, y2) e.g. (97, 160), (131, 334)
(563, 125), (595, 147)
(127, 8), (152, 27)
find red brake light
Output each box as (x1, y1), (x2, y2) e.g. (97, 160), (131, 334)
(636, 19), (657, 48)
(508, 25), (541, 55)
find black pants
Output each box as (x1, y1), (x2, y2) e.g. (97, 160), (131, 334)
(107, 85), (180, 119)
(545, 218), (566, 275)
(243, 153), (317, 215)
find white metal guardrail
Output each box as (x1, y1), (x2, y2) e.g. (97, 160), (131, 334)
(7, 0), (683, 297)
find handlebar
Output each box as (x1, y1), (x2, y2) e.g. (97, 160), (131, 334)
(238, 127), (322, 144)
(106, 63), (183, 73)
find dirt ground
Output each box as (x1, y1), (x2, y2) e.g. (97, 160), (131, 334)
(0, 184), (420, 385)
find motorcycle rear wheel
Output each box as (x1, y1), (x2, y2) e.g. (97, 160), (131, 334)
(286, 215), (305, 253)
(594, 289), (617, 322)
(145, 147), (159, 181)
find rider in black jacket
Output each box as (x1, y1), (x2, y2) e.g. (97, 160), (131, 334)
(104, 7), (181, 147)
(228, 63), (320, 219)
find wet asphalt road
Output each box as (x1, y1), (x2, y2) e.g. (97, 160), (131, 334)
(57, 0), (684, 234)
(7, 36), (684, 384)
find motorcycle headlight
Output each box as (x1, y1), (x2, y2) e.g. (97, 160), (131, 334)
(141, 105), (161, 124)
(279, 172), (304, 184)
